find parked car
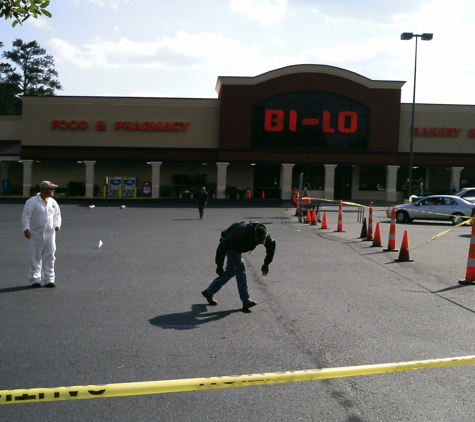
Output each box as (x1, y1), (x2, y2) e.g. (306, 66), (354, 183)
(386, 195), (475, 225)
(455, 187), (475, 202)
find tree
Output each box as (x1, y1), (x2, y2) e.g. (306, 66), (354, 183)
(0, 41), (21, 114)
(0, 39), (62, 114)
(0, 0), (52, 27)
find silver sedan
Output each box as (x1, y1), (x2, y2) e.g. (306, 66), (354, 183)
(386, 195), (475, 225)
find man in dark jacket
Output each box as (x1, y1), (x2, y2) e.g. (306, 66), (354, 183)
(201, 221), (276, 310)
(196, 187), (209, 219)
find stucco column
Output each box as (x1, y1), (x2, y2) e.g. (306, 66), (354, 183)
(280, 163), (295, 200)
(22, 160), (34, 197)
(324, 164), (337, 200)
(451, 167), (464, 190)
(385, 165), (400, 203)
(216, 162), (229, 199)
(150, 162), (162, 198)
(1, 161), (9, 194)
(84, 161), (96, 197)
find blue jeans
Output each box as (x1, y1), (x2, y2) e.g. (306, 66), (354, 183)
(207, 251), (250, 302)
(198, 203), (206, 218)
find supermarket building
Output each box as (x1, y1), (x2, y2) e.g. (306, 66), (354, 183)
(1, 64), (475, 201)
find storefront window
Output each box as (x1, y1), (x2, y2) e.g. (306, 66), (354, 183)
(397, 168), (426, 193)
(252, 91), (369, 150)
(292, 164), (325, 190)
(359, 167), (386, 191)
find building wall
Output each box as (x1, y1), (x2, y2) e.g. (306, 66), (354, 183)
(3, 65), (475, 200)
(227, 163), (255, 193)
(399, 103), (475, 154)
(217, 65), (404, 164)
(21, 96), (220, 148)
(0, 115), (22, 140)
(31, 160), (85, 188)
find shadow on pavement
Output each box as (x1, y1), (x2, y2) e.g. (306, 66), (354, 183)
(149, 303), (241, 329)
(0, 285), (35, 294)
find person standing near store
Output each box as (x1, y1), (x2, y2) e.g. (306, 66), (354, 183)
(196, 186), (209, 219)
(21, 181), (62, 288)
(201, 221), (276, 311)
(450, 182), (457, 194)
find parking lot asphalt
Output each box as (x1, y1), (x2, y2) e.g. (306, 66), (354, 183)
(2, 198), (475, 421)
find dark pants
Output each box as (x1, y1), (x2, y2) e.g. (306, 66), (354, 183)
(198, 202), (206, 218)
(207, 251), (250, 302)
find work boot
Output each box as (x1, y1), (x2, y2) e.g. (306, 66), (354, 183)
(243, 299), (257, 310)
(201, 289), (217, 305)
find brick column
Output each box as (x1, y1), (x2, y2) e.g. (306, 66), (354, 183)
(84, 161), (96, 197)
(216, 162), (229, 199)
(150, 162), (162, 198)
(22, 160), (34, 197)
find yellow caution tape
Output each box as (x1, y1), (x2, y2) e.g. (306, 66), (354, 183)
(302, 197), (387, 209)
(2, 355), (475, 405)
(299, 197), (473, 250)
(411, 216), (474, 250)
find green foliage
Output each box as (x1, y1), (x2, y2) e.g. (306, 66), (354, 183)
(171, 174), (193, 187)
(0, 0), (52, 27)
(29, 184), (40, 196)
(225, 185), (239, 196)
(0, 39), (62, 114)
(192, 173), (207, 186)
(66, 181), (85, 196)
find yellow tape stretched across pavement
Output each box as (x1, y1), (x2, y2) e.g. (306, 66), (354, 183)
(305, 197), (473, 248)
(2, 356), (475, 405)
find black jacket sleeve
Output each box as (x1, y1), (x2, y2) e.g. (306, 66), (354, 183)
(263, 235), (276, 265)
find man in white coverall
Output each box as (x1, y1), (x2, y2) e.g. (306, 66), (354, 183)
(21, 181), (62, 288)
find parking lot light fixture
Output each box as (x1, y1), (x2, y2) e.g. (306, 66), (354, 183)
(401, 32), (433, 198)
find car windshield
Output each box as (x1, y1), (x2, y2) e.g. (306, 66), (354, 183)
(455, 189), (475, 202)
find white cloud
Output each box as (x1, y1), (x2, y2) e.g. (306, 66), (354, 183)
(15, 0), (475, 103)
(23, 15), (52, 30)
(230, 0), (288, 26)
(85, 0), (130, 9)
(129, 90), (172, 98)
(49, 32), (262, 72)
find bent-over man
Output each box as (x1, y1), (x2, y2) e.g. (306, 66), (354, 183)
(202, 220), (276, 310)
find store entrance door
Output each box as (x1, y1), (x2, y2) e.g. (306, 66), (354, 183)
(254, 164), (281, 198)
(334, 165), (352, 200)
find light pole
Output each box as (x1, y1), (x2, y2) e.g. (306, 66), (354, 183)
(401, 32), (433, 198)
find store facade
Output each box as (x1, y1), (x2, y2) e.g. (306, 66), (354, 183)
(1, 64), (475, 201)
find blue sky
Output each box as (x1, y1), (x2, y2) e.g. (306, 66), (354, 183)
(1, 0), (474, 104)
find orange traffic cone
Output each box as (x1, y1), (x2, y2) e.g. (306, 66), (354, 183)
(371, 221), (383, 247)
(459, 221), (475, 284)
(262, 190), (265, 199)
(359, 218), (367, 239)
(306, 207), (311, 223)
(384, 205), (398, 252)
(311, 209), (317, 226)
(320, 212), (329, 230)
(395, 230), (413, 262)
(334, 200), (345, 232)
(364, 202), (374, 241)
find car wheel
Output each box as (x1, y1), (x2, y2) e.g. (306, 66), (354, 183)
(396, 210), (410, 223)
(450, 213), (464, 225)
